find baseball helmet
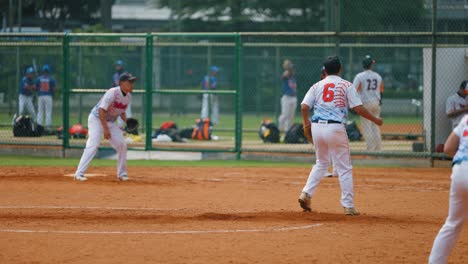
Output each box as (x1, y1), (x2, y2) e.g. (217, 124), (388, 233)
(116, 60), (124, 66)
(69, 123), (88, 138)
(362, 55), (376, 69)
(42, 64), (50, 73)
(25, 67), (34, 74)
(210, 65), (219, 72)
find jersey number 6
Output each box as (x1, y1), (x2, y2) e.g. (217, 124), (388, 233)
(323, 83), (335, 102)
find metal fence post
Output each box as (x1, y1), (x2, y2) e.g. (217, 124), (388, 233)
(62, 33), (70, 149)
(430, 0), (437, 163)
(145, 33), (154, 151)
(235, 33), (243, 160)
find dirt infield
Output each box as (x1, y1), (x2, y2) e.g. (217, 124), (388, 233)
(0, 165), (466, 263)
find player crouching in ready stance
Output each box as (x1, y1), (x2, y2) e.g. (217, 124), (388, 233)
(74, 72), (136, 181)
(298, 56), (383, 215)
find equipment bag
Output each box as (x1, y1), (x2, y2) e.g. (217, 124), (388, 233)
(13, 115), (43, 137)
(259, 119), (280, 143)
(191, 118), (212, 140)
(152, 121), (182, 142)
(284, 123), (308, 144)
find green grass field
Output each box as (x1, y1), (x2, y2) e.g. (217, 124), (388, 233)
(0, 112), (422, 130)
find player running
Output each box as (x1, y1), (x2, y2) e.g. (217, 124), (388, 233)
(74, 72), (136, 181)
(353, 55), (384, 152)
(428, 114), (468, 263)
(298, 56), (383, 215)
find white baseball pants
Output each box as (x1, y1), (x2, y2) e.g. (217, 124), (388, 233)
(302, 122), (355, 208)
(278, 95), (297, 132)
(37, 96), (53, 127)
(75, 114), (127, 177)
(201, 94), (219, 124)
(18, 94), (36, 119)
(429, 162), (468, 264)
(360, 101), (381, 151)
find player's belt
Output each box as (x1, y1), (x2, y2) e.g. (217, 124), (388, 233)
(312, 119), (341, 124)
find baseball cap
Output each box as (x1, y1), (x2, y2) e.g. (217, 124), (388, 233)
(210, 65), (219, 72)
(362, 55), (376, 68)
(42, 64), (50, 72)
(119, 72), (137, 82)
(25, 67), (34, 74)
(460, 80), (468, 89)
(323, 56), (341, 75)
(116, 60), (124, 66)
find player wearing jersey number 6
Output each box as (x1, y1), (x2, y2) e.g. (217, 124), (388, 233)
(74, 72), (136, 181)
(298, 56), (383, 215)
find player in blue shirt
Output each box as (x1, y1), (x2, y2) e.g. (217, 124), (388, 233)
(18, 67), (36, 119)
(200, 66), (219, 124)
(278, 59), (298, 133)
(36, 65), (56, 128)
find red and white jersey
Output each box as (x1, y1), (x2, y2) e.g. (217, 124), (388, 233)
(91, 86), (131, 122)
(302, 75), (362, 123)
(353, 70), (383, 104)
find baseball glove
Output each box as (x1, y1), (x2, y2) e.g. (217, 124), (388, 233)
(303, 123), (313, 144)
(125, 118), (139, 135)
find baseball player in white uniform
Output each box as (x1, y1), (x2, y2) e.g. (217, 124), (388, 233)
(446, 80), (468, 129)
(298, 56), (383, 215)
(74, 72), (136, 181)
(353, 55), (383, 151)
(428, 114), (468, 263)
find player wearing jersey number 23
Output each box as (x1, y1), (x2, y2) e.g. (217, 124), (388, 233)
(298, 56), (383, 215)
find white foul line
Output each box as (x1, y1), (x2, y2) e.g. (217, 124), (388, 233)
(0, 224), (322, 235)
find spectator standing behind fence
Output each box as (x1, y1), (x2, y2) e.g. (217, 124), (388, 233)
(446, 80), (468, 129)
(18, 67), (36, 119)
(353, 55), (383, 151)
(36, 65), (56, 129)
(201, 66), (219, 124)
(278, 59), (297, 134)
(112, 60), (132, 119)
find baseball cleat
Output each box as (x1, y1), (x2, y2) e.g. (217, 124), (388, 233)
(118, 174), (129, 181)
(298, 192), (312, 212)
(74, 175), (88, 181)
(344, 207), (360, 216)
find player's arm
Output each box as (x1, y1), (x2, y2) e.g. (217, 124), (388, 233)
(281, 70), (290, 80)
(98, 108), (111, 139)
(447, 107), (468, 118)
(301, 104), (311, 126)
(443, 132), (459, 157)
(301, 103), (313, 144)
(353, 105), (383, 126)
(120, 112), (127, 123)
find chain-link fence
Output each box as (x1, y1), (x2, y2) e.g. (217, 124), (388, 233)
(0, 2), (466, 159)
